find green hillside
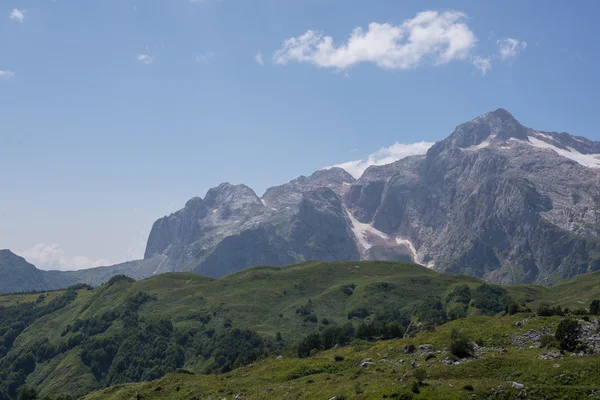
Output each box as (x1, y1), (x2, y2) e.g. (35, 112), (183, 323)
(2, 260), (600, 399)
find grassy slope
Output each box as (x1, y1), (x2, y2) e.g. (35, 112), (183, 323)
(4, 261), (600, 398)
(85, 314), (600, 400)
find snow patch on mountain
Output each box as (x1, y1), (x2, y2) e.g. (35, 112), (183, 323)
(396, 237), (435, 269)
(460, 130), (600, 168)
(463, 135), (497, 151)
(345, 207), (389, 252)
(527, 135), (600, 168)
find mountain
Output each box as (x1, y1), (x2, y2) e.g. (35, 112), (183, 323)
(2, 109), (599, 291)
(143, 109), (600, 285)
(143, 168), (360, 276)
(0, 249), (167, 294)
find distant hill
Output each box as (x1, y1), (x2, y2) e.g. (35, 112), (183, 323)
(0, 249), (167, 294)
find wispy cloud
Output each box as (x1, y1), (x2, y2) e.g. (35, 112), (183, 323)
(0, 70), (15, 80)
(254, 51), (265, 65)
(472, 56), (492, 75)
(273, 11), (477, 71)
(137, 54), (153, 64)
(326, 141), (435, 178)
(9, 9), (24, 23)
(196, 51), (216, 63)
(497, 38), (527, 60)
(20, 243), (110, 271)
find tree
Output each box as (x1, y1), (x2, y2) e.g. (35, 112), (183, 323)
(507, 302), (519, 315)
(555, 318), (580, 352)
(449, 328), (473, 358)
(297, 333), (321, 358)
(590, 300), (600, 316)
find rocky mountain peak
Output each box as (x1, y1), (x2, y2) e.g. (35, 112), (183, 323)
(203, 183), (262, 209)
(426, 108), (529, 157)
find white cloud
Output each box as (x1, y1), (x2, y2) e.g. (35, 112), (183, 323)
(254, 51), (264, 65)
(196, 51), (215, 62)
(326, 141), (435, 178)
(137, 54), (153, 64)
(9, 9), (24, 22)
(0, 70), (16, 80)
(273, 11), (477, 71)
(20, 243), (110, 271)
(472, 55), (492, 75)
(497, 38), (527, 60)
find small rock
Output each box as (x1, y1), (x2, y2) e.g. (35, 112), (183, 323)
(419, 344), (432, 352)
(424, 352), (436, 361)
(266, 388), (273, 392)
(553, 364), (560, 368)
(403, 344), (416, 354)
(508, 381), (524, 390)
(276, 355), (283, 360)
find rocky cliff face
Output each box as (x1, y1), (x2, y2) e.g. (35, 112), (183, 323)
(143, 109), (600, 284)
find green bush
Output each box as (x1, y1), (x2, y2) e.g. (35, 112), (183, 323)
(555, 319), (580, 352)
(449, 328), (473, 358)
(415, 297), (447, 325)
(411, 381), (420, 394)
(341, 283), (356, 296)
(590, 300), (600, 316)
(297, 333), (322, 358)
(538, 303), (564, 317)
(347, 307), (369, 320)
(507, 302), (519, 315)
(470, 284), (511, 315)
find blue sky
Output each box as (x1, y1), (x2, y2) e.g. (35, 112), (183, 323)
(1, 0), (598, 270)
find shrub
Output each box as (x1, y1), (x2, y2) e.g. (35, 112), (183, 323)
(538, 302), (564, 317)
(507, 302), (519, 315)
(347, 307), (369, 320)
(590, 299), (600, 316)
(411, 381), (420, 394)
(572, 308), (588, 316)
(470, 284), (510, 315)
(341, 283), (356, 296)
(383, 322), (404, 339)
(415, 297), (447, 325)
(297, 333), (322, 358)
(555, 319), (580, 352)
(463, 384), (474, 391)
(449, 328), (473, 358)
(304, 313), (318, 323)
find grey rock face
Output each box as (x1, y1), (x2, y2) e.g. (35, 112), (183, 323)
(347, 109), (600, 284)
(141, 108), (600, 284)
